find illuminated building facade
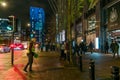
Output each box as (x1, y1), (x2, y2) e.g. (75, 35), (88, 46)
(30, 6), (45, 42)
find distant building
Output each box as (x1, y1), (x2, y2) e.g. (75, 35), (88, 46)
(30, 6), (45, 42)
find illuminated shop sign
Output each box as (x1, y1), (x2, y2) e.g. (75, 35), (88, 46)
(108, 2), (120, 31)
(59, 30), (65, 43)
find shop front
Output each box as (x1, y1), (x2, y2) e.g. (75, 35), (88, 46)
(86, 15), (99, 50)
(106, 1), (120, 53)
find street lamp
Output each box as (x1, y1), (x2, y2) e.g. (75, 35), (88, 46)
(27, 23), (30, 27)
(0, 2), (7, 7)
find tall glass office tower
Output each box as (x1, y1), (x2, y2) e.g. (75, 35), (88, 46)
(30, 6), (45, 42)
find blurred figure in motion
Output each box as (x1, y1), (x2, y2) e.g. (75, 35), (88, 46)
(88, 41), (94, 54)
(79, 41), (87, 55)
(23, 38), (36, 72)
(60, 42), (65, 60)
(65, 41), (70, 62)
(110, 40), (119, 58)
(104, 41), (109, 54)
(40, 43), (44, 52)
(52, 42), (56, 51)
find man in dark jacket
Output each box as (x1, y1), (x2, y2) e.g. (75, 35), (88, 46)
(89, 41), (94, 54)
(110, 40), (119, 58)
(104, 41), (109, 54)
(79, 42), (87, 54)
(23, 38), (36, 72)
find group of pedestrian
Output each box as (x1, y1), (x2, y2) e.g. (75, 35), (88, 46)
(72, 40), (95, 56)
(44, 42), (56, 52)
(60, 41), (70, 62)
(23, 37), (119, 73)
(104, 40), (119, 58)
(73, 41), (87, 56)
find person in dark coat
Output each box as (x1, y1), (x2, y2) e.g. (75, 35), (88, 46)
(79, 41), (87, 54)
(110, 40), (119, 58)
(23, 38), (36, 72)
(104, 41), (109, 54)
(60, 42), (65, 60)
(75, 43), (80, 56)
(88, 41), (94, 54)
(65, 41), (70, 62)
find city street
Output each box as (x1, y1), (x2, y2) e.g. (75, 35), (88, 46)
(0, 50), (23, 79)
(0, 50), (120, 80)
(0, 0), (120, 80)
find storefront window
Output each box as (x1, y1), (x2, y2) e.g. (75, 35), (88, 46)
(59, 30), (65, 43)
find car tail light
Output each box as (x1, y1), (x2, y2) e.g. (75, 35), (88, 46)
(19, 45), (22, 48)
(10, 44), (15, 48)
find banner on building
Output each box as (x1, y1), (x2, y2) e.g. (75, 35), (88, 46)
(108, 1), (120, 31)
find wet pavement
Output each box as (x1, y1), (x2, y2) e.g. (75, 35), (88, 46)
(0, 50), (120, 80)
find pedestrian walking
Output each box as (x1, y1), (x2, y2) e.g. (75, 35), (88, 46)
(60, 42), (65, 60)
(79, 41), (87, 55)
(72, 40), (79, 56)
(64, 41), (70, 61)
(65, 41), (70, 62)
(88, 41), (94, 54)
(75, 43), (80, 56)
(110, 40), (119, 58)
(104, 41), (109, 54)
(52, 42), (56, 51)
(23, 38), (36, 72)
(40, 43), (44, 52)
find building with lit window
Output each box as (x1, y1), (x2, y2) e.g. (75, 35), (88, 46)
(30, 6), (45, 42)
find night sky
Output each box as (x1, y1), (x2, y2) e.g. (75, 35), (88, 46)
(0, 0), (51, 27)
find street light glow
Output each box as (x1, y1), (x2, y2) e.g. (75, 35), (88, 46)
(1, 2), (7, 7)
(27, 23), (30, 27)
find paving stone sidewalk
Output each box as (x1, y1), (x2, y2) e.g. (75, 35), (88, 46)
(1, 51), (120, 80)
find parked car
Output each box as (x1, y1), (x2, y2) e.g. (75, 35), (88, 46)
(0, 44), (10, 53)
(10, 43), (24, 50)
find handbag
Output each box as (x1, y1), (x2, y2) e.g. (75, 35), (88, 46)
(34, 52), (39, 58)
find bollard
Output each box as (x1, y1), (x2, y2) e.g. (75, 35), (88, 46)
(79, 54), (83, 72)
(111, 66), (119, 80)
(89, 59), (95, 80)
